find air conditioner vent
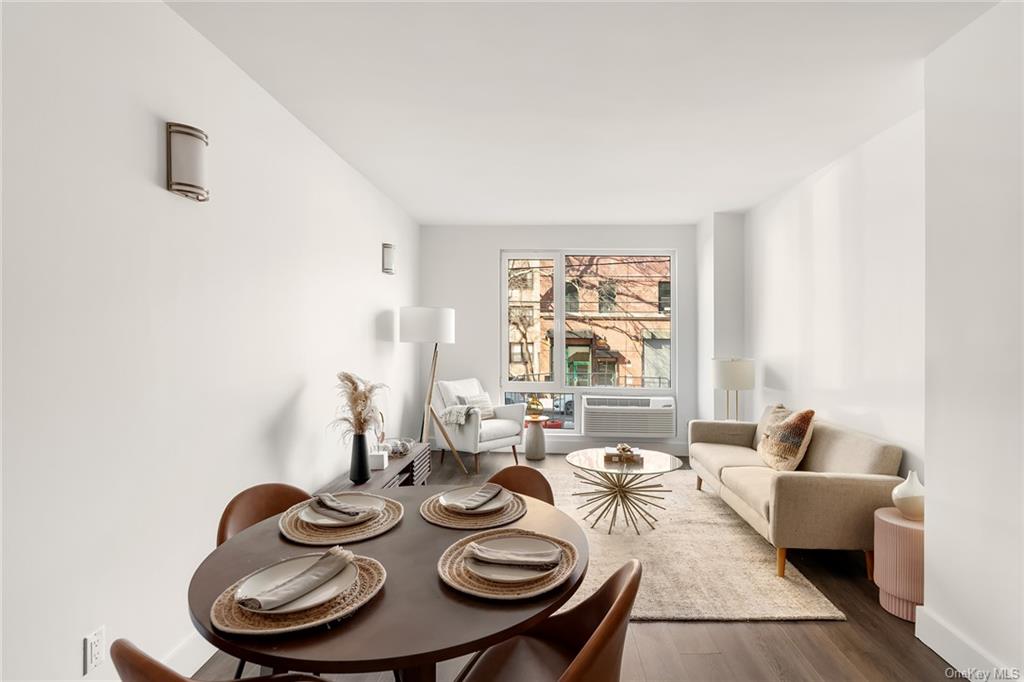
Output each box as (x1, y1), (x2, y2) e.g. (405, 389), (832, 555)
(581, 395), (676, 438)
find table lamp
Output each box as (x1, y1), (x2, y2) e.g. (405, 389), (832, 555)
(713, 358), (754, 420)
(399, 307), (466, 473)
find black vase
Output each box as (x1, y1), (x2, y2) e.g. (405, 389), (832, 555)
(349, 433), (371, 484)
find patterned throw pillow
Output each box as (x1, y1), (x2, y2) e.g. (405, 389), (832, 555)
(753, 403), (792, 448)
(457, 393), (495, 420)
(757, 409), (815, 471)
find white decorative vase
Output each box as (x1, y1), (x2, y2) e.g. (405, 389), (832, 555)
(892, 470), (925, 521)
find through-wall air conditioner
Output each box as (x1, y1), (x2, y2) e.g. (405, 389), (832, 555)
(581, 396), (676, 438)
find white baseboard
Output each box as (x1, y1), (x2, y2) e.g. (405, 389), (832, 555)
(163, 631), (217, 677)
(916, 605), (1009, 674)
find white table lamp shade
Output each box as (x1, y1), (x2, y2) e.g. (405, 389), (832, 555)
(713, 358), (754, 390)
(400, 306), (455, 344)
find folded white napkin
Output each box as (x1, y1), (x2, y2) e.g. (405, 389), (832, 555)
(309, 493), (381, 526)
(236, 546), (353, 611)
(444, 483), (504, 512)
(463, 542), (562, 570)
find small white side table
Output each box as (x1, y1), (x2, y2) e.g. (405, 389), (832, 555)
(524, 416), (549, 461)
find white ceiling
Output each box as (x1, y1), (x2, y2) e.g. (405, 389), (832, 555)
(172, 1), (990, 226)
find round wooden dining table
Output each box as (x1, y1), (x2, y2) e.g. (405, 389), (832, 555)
(188, 485), (590, 681)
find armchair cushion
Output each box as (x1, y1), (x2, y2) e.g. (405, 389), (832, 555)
(480, 419), (522, 442)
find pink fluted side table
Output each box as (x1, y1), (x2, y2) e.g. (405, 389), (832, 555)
(873, 507), (924, 621)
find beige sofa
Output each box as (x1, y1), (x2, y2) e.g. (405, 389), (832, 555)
(688, 418), (903, 577)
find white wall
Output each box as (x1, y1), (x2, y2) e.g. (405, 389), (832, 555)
(418, 225), (697, 451)
(744, 111), (926, 475)
(696, 213), (747, 420)
(2, 3), (420, 680)
(696, 217), (716, 420)
(918, 1), (1023, 671)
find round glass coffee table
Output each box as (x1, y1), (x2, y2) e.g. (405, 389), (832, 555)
(566, 448), (683, 534)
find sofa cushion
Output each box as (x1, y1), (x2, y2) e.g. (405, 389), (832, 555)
(479, 418), (521, 442)
(799, 421), (902, 475)
(721, 466), (777, 520)
(753, 404), (792, 448)
(688, 443), (765, 481)
(758, 409), (815, 471)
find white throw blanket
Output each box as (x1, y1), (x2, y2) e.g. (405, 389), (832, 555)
(441, 404), (476, 426)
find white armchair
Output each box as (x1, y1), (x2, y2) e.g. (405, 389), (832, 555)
(432, 378), (527, 473)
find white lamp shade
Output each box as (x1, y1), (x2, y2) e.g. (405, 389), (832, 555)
(400, 306), (455, 344)
(713, 358), (754, 390)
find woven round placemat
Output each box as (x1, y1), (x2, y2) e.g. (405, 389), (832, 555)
(437, 528), (579, 600)
(419, 492), (528, 530)
(211, 555), (386, 635)
(279, 494), (403, 545)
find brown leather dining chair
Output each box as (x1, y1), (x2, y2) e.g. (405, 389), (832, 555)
(486, 465), (555, 504)
(216, 482), (310, 677)
(111, 639), (320, 682)
(216, 482), (310, 546)
(458, 559), (643, 682)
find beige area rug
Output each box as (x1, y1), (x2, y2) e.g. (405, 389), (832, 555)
(550, 467), (845, 621)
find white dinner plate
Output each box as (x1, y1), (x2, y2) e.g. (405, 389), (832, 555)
(234, 553), (359, 615)
(438, 486), (514, 515)
(462, 536), (562, 584)
(299, 492), (387, 527)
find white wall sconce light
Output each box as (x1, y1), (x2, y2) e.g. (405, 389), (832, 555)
(166, 122), (209, 202)
(382, 242), (397, 274)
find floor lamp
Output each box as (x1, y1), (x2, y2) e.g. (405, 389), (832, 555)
(399, 306), (468, 475)
(713, 358), (754, 420)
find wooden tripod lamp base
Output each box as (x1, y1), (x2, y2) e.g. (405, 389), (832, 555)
(420, 342), (469, 476)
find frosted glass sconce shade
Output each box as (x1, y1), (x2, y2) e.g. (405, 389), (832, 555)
(166, 122), (209, 202)
(382, 243), (396, 274)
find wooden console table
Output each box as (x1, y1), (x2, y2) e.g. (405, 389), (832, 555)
(318, 442), (431, 493)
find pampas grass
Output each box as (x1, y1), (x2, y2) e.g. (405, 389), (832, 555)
(334, 371), (387, 436)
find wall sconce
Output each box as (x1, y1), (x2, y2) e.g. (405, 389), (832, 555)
(166, 122), (209, 202)
(382, 243), (396, 274)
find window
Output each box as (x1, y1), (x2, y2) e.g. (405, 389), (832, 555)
(509, 305), (535, 325)
(503, 392), (575, 430)
(565, 279), (581, 314)
(503, 252), (673, 400)
(506, 259), (553, 382)
(509, 268), (534, 290)
(509, 342), (535, 363)
(658, 281), (671, 313)
(564, 255), (672, 388)
(598, 280), (617, 313)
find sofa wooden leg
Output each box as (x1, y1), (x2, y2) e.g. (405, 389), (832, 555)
(512, 445), (519, 465)
(776, 548), (787, 577)
(696, 476), (703, 491)
(439, 450), (445, 464)
(864, 550), (874, 581)
(474, 454), (480, 474)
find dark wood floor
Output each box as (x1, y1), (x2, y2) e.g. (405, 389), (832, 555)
(196, 451), (949, 681)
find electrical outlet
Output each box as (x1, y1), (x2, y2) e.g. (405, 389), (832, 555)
(83, 626), (105, 676)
